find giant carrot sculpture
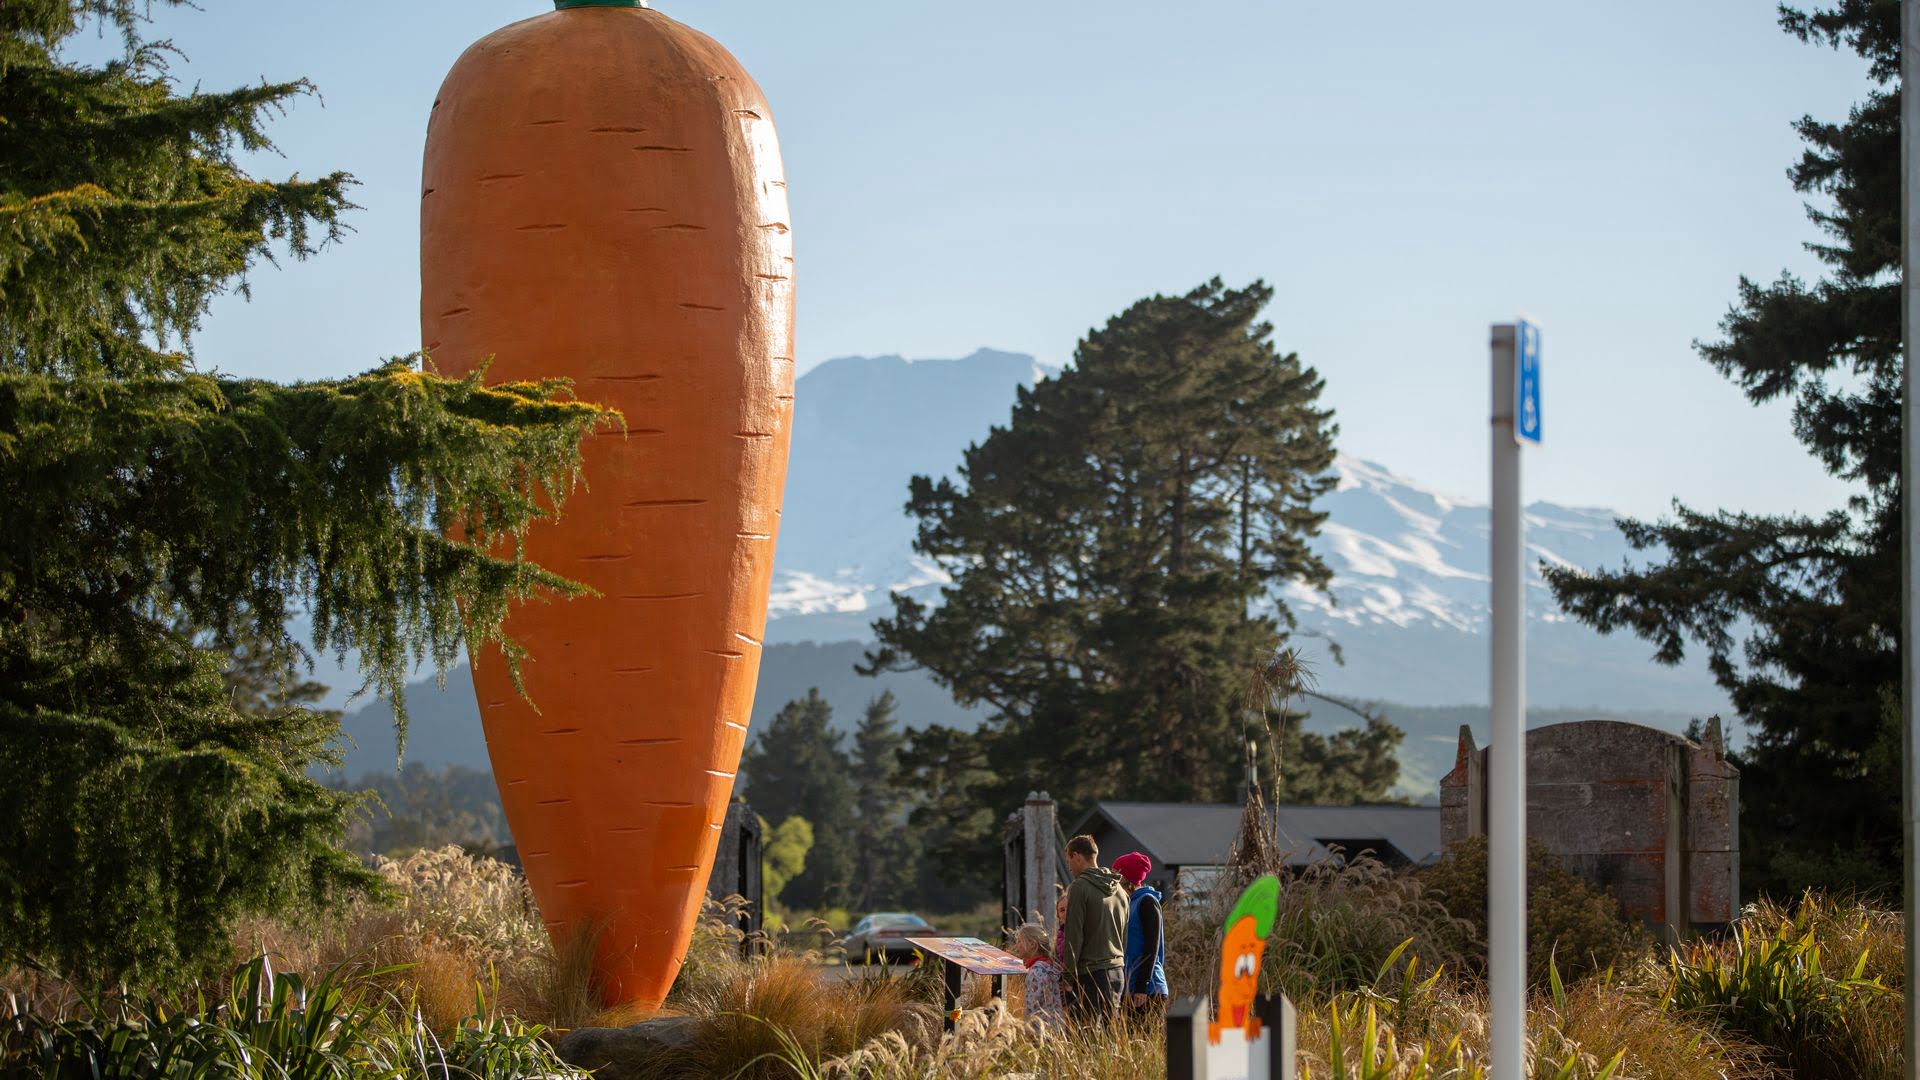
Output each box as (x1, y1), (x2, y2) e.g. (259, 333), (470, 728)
(420, 0), (793, 1007)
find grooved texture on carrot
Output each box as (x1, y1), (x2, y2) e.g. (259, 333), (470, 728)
(420, 5), (793, 1010)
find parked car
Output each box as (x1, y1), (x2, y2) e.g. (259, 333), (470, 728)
(842, 912), (936, 963)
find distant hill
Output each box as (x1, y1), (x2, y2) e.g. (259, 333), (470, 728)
(763, 349), (1726, 714)
(330, 641), (1705, 804)
(319, 345), (1730, 786)
(1296, 699), (1711, 800)
(327, 640), (979, 779)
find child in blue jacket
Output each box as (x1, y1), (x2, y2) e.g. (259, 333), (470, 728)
(1112, 851), (1167, 1010)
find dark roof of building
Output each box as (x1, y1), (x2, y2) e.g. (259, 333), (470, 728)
(1070, 801), (1442, 868)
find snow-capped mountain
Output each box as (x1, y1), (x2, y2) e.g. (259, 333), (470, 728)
(321, 347), (1726, 787)
(768, 349), (1725, 713)
(1286, 456), (1631, 635)
(768, 347), (1044, 631)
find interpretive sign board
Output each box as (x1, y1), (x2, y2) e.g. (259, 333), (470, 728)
(907, 936), (1025, 1031)
(904, 937), (1026, 976)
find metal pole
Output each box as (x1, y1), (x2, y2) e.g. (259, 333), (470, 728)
(1488, 324), (1527, 1077)
(1900, 2), (1919, 1073)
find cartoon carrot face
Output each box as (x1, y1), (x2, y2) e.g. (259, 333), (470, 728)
(420, 0), (793, 1009)
(1208, 874), (1280, 1044)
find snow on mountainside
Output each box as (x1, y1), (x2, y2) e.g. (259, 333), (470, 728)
(318, 348), (1727, 788)
(769, 349), (1727, 713)
(766, 348), (1045, 638)
(1285, 455), (1626, 634)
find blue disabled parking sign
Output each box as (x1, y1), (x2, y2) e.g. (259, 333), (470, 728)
(1516, 319), (1542, 445)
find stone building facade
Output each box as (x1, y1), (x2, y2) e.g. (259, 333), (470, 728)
(1439, 719), (1739, 939)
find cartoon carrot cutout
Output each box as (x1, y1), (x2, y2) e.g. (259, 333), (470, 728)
(420, 0), (793, 1007)
(1209, 874), (1279, 1043)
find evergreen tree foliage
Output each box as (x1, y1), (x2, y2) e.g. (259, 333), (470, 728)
(866, 279), (1374, 882)
(1273, 712), (1404, 804)
(849, 691), (914, 911)
(335, 764), (509, 859)
(758, 815), (814, 908)
(741, 690), (856, 909)
(1251, 653), (1405, 803)
(885, 724), (1001, 902)
(1544, 1), (1901, 895)
(214, 625), (340, 726)
(0, 2), (607, 986)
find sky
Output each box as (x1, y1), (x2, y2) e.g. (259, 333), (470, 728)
(69, 1), (1873, 521)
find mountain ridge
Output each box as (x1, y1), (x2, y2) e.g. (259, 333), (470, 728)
(316, 345), (1727, 793)
(767, 348), (1723, 713)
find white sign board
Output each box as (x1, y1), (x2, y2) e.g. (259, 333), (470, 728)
(1199, 1024), (1277, 1080)
(1166, 995), (1295, 1080)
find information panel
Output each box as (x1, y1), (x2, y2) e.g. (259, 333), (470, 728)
(904, 936), (1027, 976)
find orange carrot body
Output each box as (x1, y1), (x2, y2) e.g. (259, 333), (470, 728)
(420, 3), (793, 1007)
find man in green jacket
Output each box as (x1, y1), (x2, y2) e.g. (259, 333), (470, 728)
(1060, 833), (1129, 1018)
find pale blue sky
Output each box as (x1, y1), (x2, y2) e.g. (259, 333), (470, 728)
(75, 1), (1869, 521)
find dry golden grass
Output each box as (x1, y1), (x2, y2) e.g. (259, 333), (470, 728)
(502, 917), (653, 1032)
(401, 942), (481, 1034)
(15, 844), (1895, 1079)
(665, 893), (757, 1009)
(1290, 964), (1776, 1080)
(1541, 975), (1774, 1080)
(822, 999), (1164, 1080)
(229, 846), (626, 1034)
(639, 956), (939, 1079)
(1164, 850), (1471, 1002)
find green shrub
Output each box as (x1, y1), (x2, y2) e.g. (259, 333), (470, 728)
(1665, 893), (1900, 1080)
(1742, 890), (1903, 989)
(1419, 837), (1643, 986)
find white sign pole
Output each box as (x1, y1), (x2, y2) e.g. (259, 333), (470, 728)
(1489, 323), (1527, 1077)
(1900, 1), (1919, 1072)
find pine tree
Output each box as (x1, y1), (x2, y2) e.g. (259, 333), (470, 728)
(741, 690), (856, 910)
(1252, 651), (1404, 804)
(0, 2), (607, 986)
(867, 279), (1369, 882)
(849, 691), (914, 911)
(1274, 714), (1403, 803)
(1544, 1), (1901, 894)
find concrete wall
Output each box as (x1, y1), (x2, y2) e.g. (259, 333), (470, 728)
(1439, 719), (1738, 936)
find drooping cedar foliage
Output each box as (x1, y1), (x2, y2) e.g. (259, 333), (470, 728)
(0, 1), (608, 987)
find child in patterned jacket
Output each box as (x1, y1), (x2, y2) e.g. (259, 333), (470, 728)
(1012, 922), (1064, 1028)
